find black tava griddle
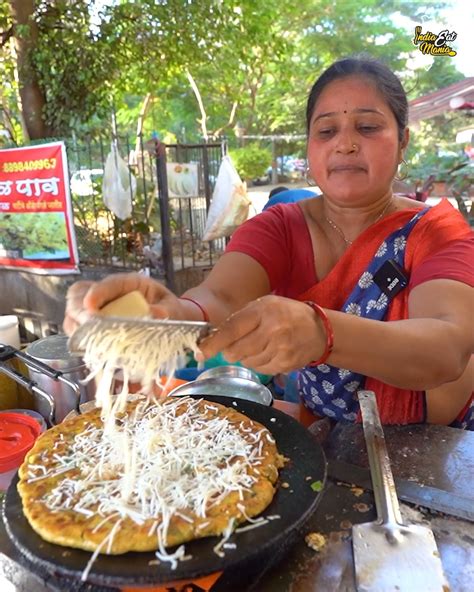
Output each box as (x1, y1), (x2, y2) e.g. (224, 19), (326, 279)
(2, 395), (326, 587)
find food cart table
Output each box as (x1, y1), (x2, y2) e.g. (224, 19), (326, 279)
(1, 404), (473, 592)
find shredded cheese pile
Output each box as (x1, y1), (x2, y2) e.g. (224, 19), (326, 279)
(27, 397), (275, 575)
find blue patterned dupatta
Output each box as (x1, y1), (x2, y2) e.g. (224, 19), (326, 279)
(298, 207), (431, 422)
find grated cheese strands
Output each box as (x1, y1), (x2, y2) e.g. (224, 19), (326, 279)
(213, 518), (235, 558)
(28, 397), (276, 567)
(234, 520), (269, 533)
(81, 519), (123, 581)
(75, 319), (202, 398)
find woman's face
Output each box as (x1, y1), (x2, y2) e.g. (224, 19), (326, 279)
(307, 75), (407, 206)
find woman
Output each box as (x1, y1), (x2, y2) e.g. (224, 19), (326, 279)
(65, 57), (474, 428)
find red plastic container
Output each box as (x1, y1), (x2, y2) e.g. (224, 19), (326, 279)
(0, 412), (41, 491)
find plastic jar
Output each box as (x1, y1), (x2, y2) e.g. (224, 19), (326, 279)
(0, 409), (47, 433)
(0, 412), (42, 491)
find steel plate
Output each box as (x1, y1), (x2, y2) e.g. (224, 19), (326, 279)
(2, 395), (326, 587)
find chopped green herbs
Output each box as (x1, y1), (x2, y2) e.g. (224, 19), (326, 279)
(310, 480), (323, 492)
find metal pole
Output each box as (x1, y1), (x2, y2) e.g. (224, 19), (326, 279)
(154, 139), (175, 292)
(202, 142), (211, 212)
(271, 138), (278, 185)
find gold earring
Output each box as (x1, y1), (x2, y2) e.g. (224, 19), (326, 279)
(396, 158), (408, 181)
(305, 165), (316, 187)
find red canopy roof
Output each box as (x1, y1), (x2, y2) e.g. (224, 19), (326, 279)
(408, 77), (474, 124)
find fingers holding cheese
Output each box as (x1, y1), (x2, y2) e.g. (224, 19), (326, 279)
(64, 273), (191, 335)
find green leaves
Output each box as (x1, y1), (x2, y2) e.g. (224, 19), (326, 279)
(1, 0), (461, 144)
(229, 144), (272, 182)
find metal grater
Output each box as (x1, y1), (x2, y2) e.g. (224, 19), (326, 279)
(68, 316), (212, 356)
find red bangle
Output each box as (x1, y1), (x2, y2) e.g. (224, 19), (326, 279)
(179, 297), (210, 322)
(304, 301), (334, 366)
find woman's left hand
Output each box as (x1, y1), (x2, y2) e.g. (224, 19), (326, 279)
(198, 295), (326, 374)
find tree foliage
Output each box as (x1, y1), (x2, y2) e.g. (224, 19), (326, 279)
(0, 0), (465, 146)
(1, 0), (250, 137)
(230, 144), (272, 182)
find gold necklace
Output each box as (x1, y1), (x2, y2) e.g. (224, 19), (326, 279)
(325, 199), (392, 246)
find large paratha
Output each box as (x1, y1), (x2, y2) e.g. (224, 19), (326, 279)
(18, 396), (284, 557)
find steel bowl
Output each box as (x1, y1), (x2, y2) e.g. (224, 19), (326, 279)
(196, 365), (261, 384)
(169, 365), (273, 406)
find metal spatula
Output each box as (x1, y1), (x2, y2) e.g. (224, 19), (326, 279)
(352, 390), (449, 592)
(68, 316), (211, 356)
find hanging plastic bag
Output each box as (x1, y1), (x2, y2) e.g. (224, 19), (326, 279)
(202, 155), (250, 241)
(102, 144), (137, 220)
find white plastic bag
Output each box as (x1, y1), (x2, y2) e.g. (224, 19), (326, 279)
(102, 144), (137, 220)
(202, 155), (250, 241)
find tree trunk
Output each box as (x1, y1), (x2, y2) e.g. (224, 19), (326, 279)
(186, 69), (208, 141)
(9, 0), (49, 139)
(134, 93), (153, 155)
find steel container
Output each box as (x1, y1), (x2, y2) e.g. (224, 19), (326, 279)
(169, 364), (273, 406)
(24, 334), (95, 423)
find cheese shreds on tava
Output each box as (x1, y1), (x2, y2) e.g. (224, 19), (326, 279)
(18, 396), (284, 563)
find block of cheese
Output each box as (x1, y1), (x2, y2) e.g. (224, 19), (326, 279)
(100, 290), (150, 318)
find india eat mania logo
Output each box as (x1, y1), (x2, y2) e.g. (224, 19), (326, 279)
(413, 26), (457, 57)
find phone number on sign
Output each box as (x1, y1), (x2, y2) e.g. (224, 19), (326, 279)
(2, 159), (57, 173)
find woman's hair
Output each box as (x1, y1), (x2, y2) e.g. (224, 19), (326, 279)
(306, 56), (408, 141)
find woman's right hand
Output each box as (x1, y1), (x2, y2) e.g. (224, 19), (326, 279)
(63, 272), (183, 335)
